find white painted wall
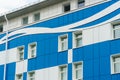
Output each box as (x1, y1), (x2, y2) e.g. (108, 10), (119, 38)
(1, 0), (107, 31)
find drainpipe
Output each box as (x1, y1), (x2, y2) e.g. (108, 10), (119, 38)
(3, 14), (9, 80)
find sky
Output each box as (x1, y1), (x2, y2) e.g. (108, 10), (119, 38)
(0, 0), (39, 14)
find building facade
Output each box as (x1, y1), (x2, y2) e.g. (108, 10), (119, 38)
(0, 0), (120, 80)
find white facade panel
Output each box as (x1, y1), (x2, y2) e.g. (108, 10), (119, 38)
(36, 69), (44, 80)
(68, 49), (73, 63)
(0, 51), (5, 65)
(16, 60), (28, 74)
(48, 66), (59, 80)
(85, 0), (104, 6)
(93, 27), (99, 43)
(99, 23), (112, 42)
(71, 0), (78, 10)
(36, 66), (59, 80)
(7, 48), (17, 63)
(83, 28), (93, 46)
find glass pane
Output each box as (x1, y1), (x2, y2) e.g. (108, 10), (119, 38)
(114, 29), (120, 38)
(0, 25), (3, 32)
(23, 17), (28, 25)
(114, 56), (120, 62)
(34, 13), (40, 21)
(76, 69), (82, 79)
(114, 24), (120, 29)
(61, 72), (66, 80)
(114, 63), (120, 73)
(61, 40), (67, 50)
(76, 64), (82, 69)
(61, 67), (66, 71)
(76, 38), (82, 47)
(78, 0), (85, 8)
(64, 4), (70, 12)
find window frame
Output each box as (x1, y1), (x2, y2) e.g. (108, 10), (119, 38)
(63, 3), (71, 13)
(73, 31), (82, 48)
(16, 73), (23, 80)
(22, 16), (29, 25)
(113, 23), (120, 39)
(111, 54), (120, 74)
(78, 0), (85, 8)
(28, 42), (37, 59)
(0, 24), (3, 33)
(58, 34), (68, 52)
(59, 65), (68, 80)
(27, 71), (35, 80)
(17, 46), (24, 61)
(33, 12), (40, 22)
(73, 61), (83, 80)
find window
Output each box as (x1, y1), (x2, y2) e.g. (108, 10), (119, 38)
(28, 71), (35, 80)
(17, 46), (24, 61)
(16, 74), (23, 80)
(28, 42), (37, 58)
(113, 23), (120, 39)
(73, 31), (82, 48)
(34, 13), (40, 21)
(111, 54), (120, 74)
(73, 62), (83, 80)
(58, 34), (68, 51)
(22, 16), (28, 25)
(0, 24), (3, 32)
(63, 3), (70, 12)
(59, 66), (67, 80)
(78, 0), (85, 8)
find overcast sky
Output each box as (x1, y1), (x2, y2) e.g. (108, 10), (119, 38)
(0, 0), (39, 14)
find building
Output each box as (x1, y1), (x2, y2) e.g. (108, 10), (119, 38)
(0, 0), (120, 80)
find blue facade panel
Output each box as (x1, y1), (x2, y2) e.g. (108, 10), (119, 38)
(0, 65), (4, 80)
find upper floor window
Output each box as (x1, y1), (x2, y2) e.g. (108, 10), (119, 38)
(74, 62), (83, 80)
(58, 34), (68, 51)
(34, 13), (40, 21)
(22, 16), (28, 25)
(16, 74), (23, 80)
(78, 0), (85, 8)
(73, 31), (82, 48)
(0, 24), (3, 32)
(111, 54), (120, 74)
(28, 71), (35, 80)
(17, 46), (24, 61)
(28, 42), (37, 58)
(59, 66), (67, 80)
(63, 3), (71, 12)
(113, 23), (120, 39)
